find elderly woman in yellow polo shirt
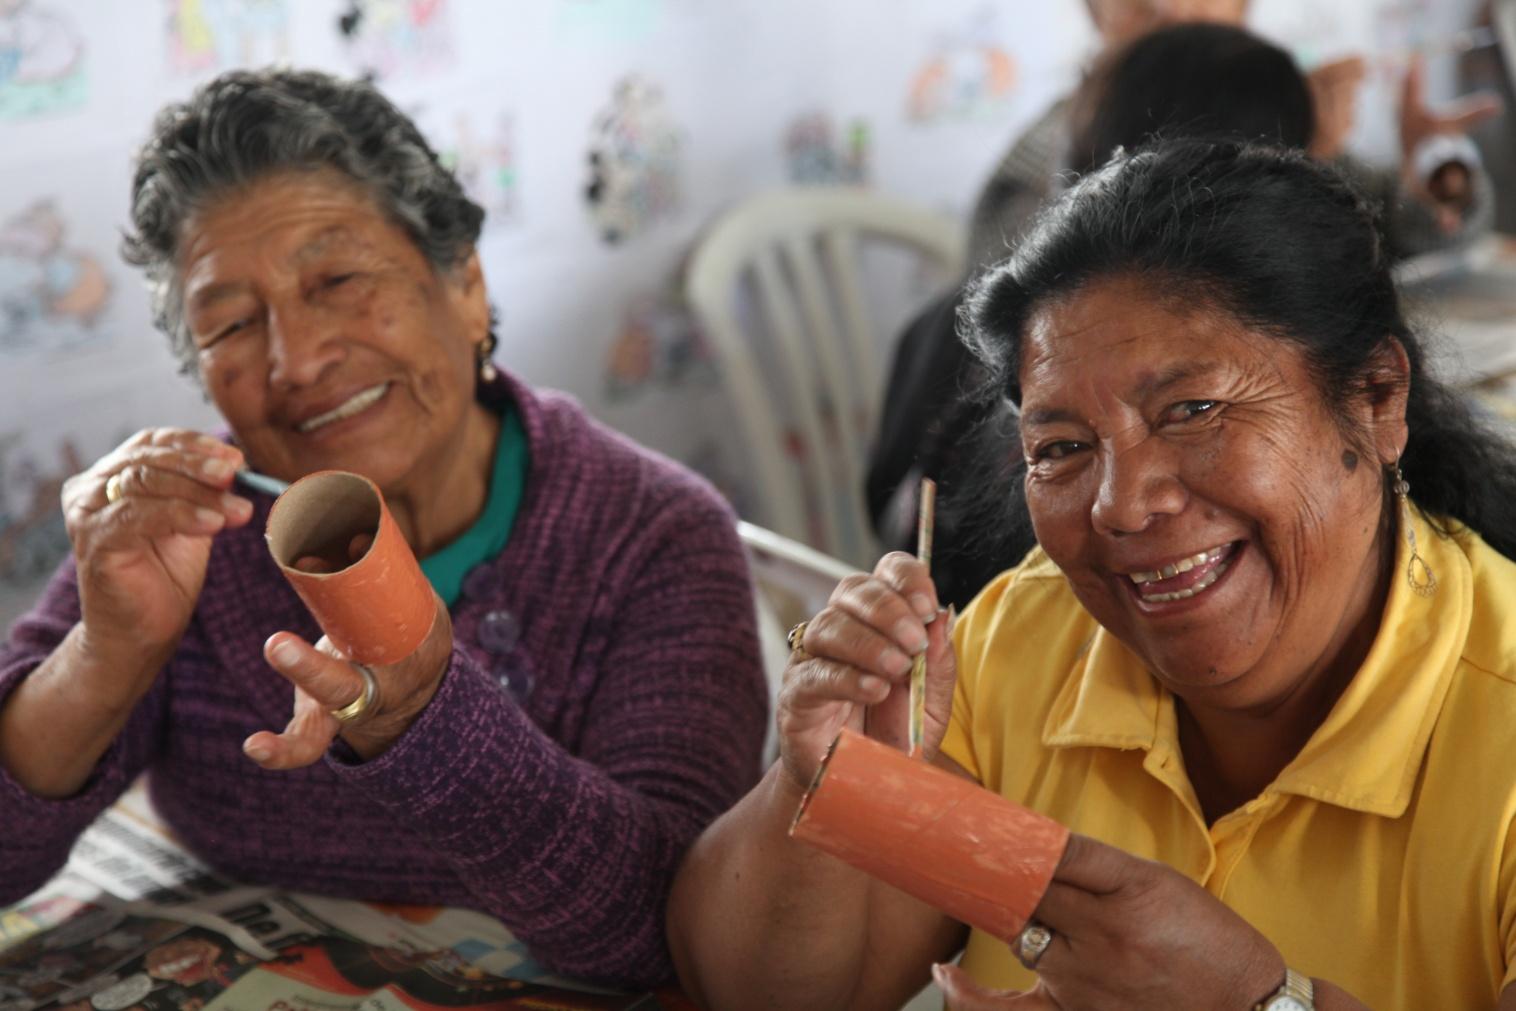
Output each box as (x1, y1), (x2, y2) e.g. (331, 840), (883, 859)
(667, 139), (1516, 1011)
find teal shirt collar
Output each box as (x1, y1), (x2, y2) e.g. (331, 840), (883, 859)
(419, 404), (528, 606)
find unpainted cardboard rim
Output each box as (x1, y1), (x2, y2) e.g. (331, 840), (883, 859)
(266, 470), (383, 577)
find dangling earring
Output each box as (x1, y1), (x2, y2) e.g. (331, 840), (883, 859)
(477, 330), (499, 383)
(1393, 461), (1436, 597)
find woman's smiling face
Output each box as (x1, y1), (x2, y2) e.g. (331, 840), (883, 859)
(1018, 274), (1398, 710)
(178, 169), (489, 489)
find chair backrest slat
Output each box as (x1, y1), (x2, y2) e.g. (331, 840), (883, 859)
(686, 187), (966, 565)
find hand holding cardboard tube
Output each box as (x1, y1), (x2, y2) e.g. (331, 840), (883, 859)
(794, 734), (1298, 1010)
(243, 471), (454, 768)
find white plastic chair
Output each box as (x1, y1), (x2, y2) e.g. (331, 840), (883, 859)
(736, 520), (859, 764)
(1497, 0), (1516, 98)
(687, 187), (966, 567)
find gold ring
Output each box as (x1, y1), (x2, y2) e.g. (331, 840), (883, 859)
(787, 620), (810, 660)
(330, 663), (379, 724)
(105, 473), (124, 504)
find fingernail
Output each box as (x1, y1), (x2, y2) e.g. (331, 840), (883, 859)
(222, 493), (252, 517)
(909, 593), (936, 621)
(269, 638), (301, 668)
(882, 649), (911, 677)
(243, 741), (271, 762)
(196, 434), (226, 450)
(859, 674), (886, 696)
(894, 618), (929, 655)
(195, 507), (225, 530)
(202, 457), (233, 479)
(931, 963), (947, 985)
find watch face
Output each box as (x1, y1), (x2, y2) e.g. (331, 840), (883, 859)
(1268, 999), (1310, 1011)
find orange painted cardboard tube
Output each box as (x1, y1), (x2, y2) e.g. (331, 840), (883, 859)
(790, 729), (1070, 943)
(265, 470), (435, 666)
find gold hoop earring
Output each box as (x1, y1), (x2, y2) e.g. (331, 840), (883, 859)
(1394, 462), (1436, 597)
(477, 331), (499, 383)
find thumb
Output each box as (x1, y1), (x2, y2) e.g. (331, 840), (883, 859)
(264, 632), (373, 712)
(933, 963), (1056, 1010)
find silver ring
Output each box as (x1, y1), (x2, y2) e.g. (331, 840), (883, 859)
(330, 663), (379, 724)
(1014, 920), (1054, 971)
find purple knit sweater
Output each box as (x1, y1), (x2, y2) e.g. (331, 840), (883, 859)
(0, 374), (768, 988)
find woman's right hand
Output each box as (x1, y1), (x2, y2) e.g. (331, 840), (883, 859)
(776, 551), (956, 790)
(62, 428), (252, 670)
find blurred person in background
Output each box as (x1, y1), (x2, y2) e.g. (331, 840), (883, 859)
(869, 4), (1501, 611)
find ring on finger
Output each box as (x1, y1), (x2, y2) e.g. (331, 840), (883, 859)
(104, 473), (125, 505)
(786, 620), (810, 661)
(1013, 920), (1054, 971)
(330, 663), (379, 724)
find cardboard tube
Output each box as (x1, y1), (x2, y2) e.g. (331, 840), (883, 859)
(790, 729), (1069, 943)
(265, 471), (435, 666)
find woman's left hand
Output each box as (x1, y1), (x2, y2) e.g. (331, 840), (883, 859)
(242, 592), (454, 769)
(941, 833), (1286, 1011)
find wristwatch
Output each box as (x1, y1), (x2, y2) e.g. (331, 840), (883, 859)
(1254, 968), (1314, 1011)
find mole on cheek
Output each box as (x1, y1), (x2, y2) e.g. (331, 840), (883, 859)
(1341, 449), (1358, 472)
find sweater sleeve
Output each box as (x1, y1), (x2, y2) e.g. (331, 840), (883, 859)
(326, 487), (768, 987)
(0, 559), (168, 903)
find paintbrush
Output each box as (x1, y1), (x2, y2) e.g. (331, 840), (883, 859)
(234, 468), (290, 498)
(908, 477), (936, 759)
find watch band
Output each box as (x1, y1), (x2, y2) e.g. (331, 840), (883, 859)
(1254, 968), (1314, 1010)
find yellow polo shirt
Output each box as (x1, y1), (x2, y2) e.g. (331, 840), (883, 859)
(941, 510), (1516, 1010)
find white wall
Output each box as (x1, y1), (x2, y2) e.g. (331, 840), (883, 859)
(0, 0), (1492, 626)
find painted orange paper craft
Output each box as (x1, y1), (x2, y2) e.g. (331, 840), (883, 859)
(791, 729), (1069, 942)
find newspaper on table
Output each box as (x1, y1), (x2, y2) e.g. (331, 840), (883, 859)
(2, 785), (694, 1011)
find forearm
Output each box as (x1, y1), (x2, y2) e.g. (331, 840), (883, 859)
(329, 650), (724, 986)
(0, 622), (168, 798)
(669, 762), (878, 1011)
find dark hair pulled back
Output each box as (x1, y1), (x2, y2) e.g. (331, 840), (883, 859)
(960, 139), (1516, 561)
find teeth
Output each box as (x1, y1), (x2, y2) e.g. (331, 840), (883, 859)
(1128, 544), (1228, 585)
(1140, 559), (1230, 602)
(298, 383), (388, 433)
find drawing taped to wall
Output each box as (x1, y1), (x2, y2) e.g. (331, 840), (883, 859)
(336, 0), (454, 80)
(905, 5), (1017, 124)
(784, 112), (871, 186)
(437, 111), (521, 230)
(165, 0), (290, 76)
(0, 431), (79, 589)
(604, 291), (715, 401)
(584, 75), (683, 245)
(0, 0), (85, 120)
(554, 0), (669, 43)
(0, 199), (112, 353)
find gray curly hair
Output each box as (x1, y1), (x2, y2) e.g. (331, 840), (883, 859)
(123, 68), (486, 376)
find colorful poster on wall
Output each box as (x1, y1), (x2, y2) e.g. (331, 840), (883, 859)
(584, 75), (683, 245)
(0, 427), (78, 597)
(434, 111), (522, 232)
(784, 112), (871, 185)
(603, 291), (715, 402)
(0, 1), (86, 120)
(554, 0), (670, 44)
(0, 199), (113, 354)
(164, 0), (290, 77)
(905, 5), (1018, 124)
(336, 0), (455, 81)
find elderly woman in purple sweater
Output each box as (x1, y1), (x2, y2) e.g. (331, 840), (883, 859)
(0, 69), (767, 987)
